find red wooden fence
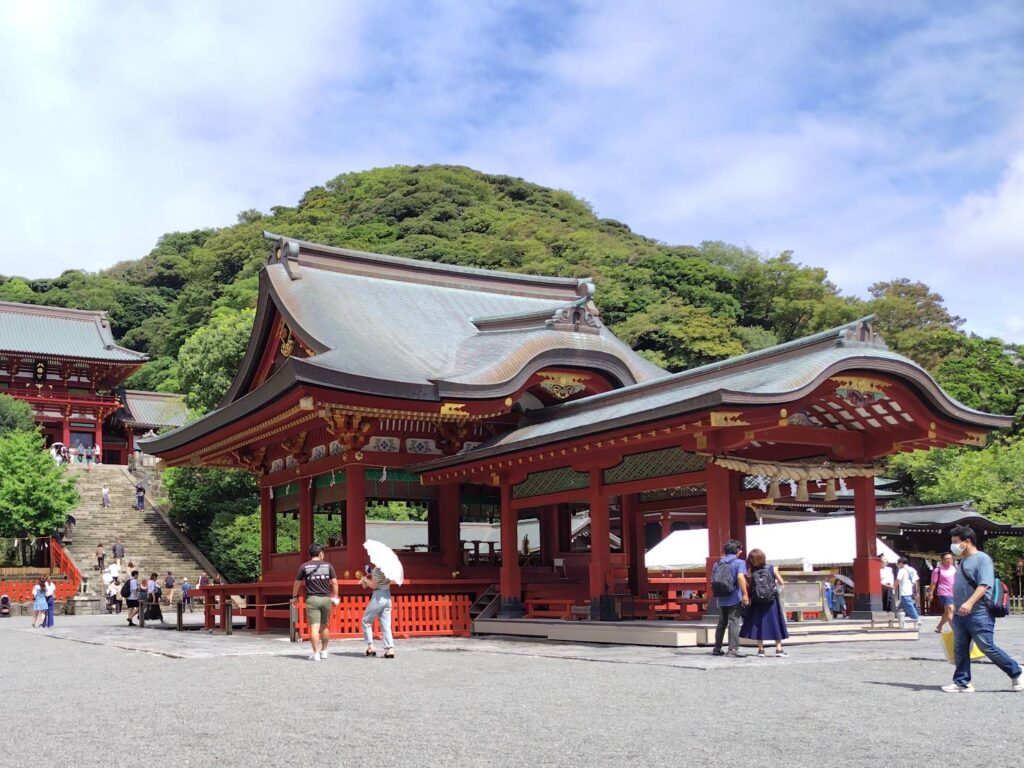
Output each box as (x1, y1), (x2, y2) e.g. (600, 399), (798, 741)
(0, 538), (81, 603)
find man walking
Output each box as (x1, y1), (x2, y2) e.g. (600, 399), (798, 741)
(895, 557), (920, 627)
(880, 561), (895, 612)
(135, 484), (146, 511)
(711, 539), (749, 657)
(125, 570), (141, 627)
(942, 526), (1022, 693)
(101, 483), (111, 508)
(291, 544), (339, 662)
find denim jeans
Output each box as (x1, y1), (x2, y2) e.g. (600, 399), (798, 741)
(899, 596), (919, 620)
(953, 612), (1021, 686)
(362, 590), (394, 649)
(714, 603), (743, 652)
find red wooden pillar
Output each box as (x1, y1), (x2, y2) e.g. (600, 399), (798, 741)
(660, 511), (672, 541)
(346, 467), (366, 574)
(704, 462), (734, 615)
(851, 476), (882, 615)
(624, 494), (648, 599)
(557, 504), (572, 552)
(589, 468), (611, 618)
(94, 420), (103, 456)
(126, 428), (134, 460)
(299, 479), (314, 556)
(259, 486), (273, 578)
(539, 505), (559, 564)
(438, 483), (461, 570)
(728, 472), (746, 553)
(62, 418), (71, 446)
(498, 479), (522, 616)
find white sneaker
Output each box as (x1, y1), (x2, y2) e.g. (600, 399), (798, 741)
(941, 683), (975, 693)
(319, 651), (328, 660)
(308, 653), (320, 662)
(1012, 676), (1023, 692)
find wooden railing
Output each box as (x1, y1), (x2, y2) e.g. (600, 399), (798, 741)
(197, 580), (477, 638)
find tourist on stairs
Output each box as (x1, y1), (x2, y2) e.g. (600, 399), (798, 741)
(739, 548), (789, 657)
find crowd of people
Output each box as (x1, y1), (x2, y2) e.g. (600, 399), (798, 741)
(49, 442), (102, 466)
(708, 525), (1022, 693)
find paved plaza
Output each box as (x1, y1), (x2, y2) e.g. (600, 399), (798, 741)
(3, 614), (1023, 767)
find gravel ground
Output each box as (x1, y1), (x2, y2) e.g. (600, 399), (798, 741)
(3, 614), (1024, 767)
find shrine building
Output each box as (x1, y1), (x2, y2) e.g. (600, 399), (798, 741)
(142, 233), (1012, 634)
(0, 301), (186, 463)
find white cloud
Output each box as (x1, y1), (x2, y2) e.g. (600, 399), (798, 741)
(0, 0), (1022, 343)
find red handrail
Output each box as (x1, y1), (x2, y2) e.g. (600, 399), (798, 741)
(49, 537), (82, 596)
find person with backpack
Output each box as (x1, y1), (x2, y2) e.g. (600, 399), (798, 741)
(710, 538), (749, 657)
(163, 572), (175, 606)
(739, 548), (789, 657)
(123, 570), (141, 627)
(942, 525), (1022, 693)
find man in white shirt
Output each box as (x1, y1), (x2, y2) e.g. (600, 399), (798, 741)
(43, 577), (56, 628)
(880, 562), (895, 612)
(896, 557), (921, 625)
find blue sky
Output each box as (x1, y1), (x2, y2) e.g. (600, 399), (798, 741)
(1, 1), (1022, 340)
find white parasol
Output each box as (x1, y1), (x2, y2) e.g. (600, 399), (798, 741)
(364, 539), (404, 586)
(833, 574), (855, 588)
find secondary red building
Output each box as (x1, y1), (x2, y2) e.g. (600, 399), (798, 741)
(143, 234), (1011, 632)
(0, 301), (185, 464)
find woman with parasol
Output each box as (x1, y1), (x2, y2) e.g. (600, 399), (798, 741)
(360, 540), (403, 658)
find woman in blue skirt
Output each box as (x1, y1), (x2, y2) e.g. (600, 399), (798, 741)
(740, 548), (789, 657)
(31, 577), (48, 628)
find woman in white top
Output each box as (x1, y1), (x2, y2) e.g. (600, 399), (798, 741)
(31, 578), (48, 627)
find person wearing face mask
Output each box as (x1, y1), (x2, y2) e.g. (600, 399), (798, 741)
(941, 525), (1022, 694)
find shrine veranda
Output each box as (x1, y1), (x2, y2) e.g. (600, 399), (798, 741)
(142, 233), (1012, 635)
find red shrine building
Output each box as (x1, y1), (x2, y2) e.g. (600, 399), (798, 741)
(143, 234), (1011, 632)
(0, 301), (186, 464)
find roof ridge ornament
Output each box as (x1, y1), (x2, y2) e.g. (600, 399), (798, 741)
(545, 296), (602, 335)
(840, 316), (887, 349)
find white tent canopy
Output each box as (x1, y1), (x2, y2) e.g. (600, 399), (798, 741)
(646, 517), (899, 570)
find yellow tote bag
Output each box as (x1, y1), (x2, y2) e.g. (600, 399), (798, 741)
(940, 630), (985, 663)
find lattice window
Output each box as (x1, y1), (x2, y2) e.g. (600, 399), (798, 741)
(640, 484), (706, 503)
(603, 447), (706, 485)
(513, 467), (590, 499)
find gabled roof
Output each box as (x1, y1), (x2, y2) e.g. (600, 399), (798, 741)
(119, 390), (188, 430)
(414, 317), (1014, 472)
(222, 233), (666, 404)
(0, 301), (147, 363)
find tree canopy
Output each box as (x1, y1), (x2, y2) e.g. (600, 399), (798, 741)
(0, 430), (79, 538)
(0, 394), (38, 436)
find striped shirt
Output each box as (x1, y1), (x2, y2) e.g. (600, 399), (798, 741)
(367, 568), (390, 591)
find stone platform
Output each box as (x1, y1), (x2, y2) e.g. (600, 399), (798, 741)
(473, 616), (918, 647)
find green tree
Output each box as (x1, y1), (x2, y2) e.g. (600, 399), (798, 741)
(0, 394), (37, 435)
(0, 430), (79, 537)
(176, 308), (255, 413)
(615, 299), (745, 371)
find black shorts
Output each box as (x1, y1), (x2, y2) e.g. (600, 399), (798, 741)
(126, 599), (139, 608)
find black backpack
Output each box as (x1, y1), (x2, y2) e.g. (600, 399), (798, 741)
(119, 581), (131, 599)
(750, 566), (778, 604)
(711, 560), (738, 597)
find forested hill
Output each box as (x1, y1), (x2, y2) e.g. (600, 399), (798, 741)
(0, 165), (1021, 424)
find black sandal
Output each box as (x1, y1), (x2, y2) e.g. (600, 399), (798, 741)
(383, 650), (394, 659)
(365, 648), (377, 657)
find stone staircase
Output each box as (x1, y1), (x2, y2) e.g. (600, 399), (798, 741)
(64, 464), (215, 595)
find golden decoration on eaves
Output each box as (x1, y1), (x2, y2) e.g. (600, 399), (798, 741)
(538, 372), (589, 400)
